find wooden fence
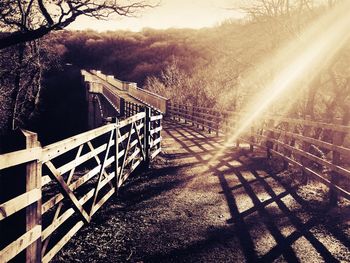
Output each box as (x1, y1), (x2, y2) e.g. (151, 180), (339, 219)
(127, 86), (169, 114)
(168, 102), (350, 205)
(0, 107), (162, 262)
(168, 104), (221, 135)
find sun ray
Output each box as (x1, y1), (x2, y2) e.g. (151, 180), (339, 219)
(208, 1), (350, 165)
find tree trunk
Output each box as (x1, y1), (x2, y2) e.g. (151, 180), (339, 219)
(10, 43), (25, 131)
(304, 75), (320, 119)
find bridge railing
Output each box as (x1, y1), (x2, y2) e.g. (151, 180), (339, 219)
(168, 104), (221, 135)
(0, 109), (162, 262)
(168, 102), (350, 204)
(127, 86), (169, 114)
(123, 102), (163, 160)
(124, 100), (144, 117)
(88, 70), (169, 114)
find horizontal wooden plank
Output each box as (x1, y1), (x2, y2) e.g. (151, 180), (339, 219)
(151, 137), (162, 148)
(42, 175), (51, 186)
(191, 119), (217, 131)
(124, 148), (142, 167)
(150, 115), (163, 121)
(0, 189), (41, 221)
(270, 149), (350, 200)
(117, 149), (125, 160)
(135, 86), (168, 100)
(42, 124), (116, 162)
(118, 158), (143, 188)
(266, 116), (350, 133)
(151, 147), (162, 159)
(240, 138), (267, 150)
(42, 221), (84, 263)
(42, 186), (96, 240)
(42, 156), (115, 214)
(150, 126), (162, 135)
(268, 128), (350, 156)
(119, 112), (145, 128)
(270, 149), (302, 168)
(171, 112), (219, 129)
(0, 225), (41, 263)
(42, 208), (74, 241)
(0, 147), (41, 170)
(191, 115), (217, 126)
(56, 141), (113, 176)
(119, 123), (144, 143)
(170, 105), (350, 134)
(193, 111), (218, 119)
(96, 172), (115, 192)
(90, 188), (115, 216)
(169, 104), (218, 112)
(118, 136), (143, 160)
(261, 135), (350, 178)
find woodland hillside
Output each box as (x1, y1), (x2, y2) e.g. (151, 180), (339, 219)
(0, 0), (349, 140)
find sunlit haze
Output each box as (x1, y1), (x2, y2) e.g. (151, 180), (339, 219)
(208, 0), (350, 165)
(67, 0), (244, 32)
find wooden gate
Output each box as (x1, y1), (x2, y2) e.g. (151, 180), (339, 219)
(0, 108), (162, 262)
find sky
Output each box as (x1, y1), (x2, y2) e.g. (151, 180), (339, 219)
(67, 0), (244, 32)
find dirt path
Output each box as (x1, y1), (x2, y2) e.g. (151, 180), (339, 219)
(53, 121), (350, 263)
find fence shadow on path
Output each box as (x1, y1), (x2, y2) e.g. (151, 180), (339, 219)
(148, 120), (350, 263)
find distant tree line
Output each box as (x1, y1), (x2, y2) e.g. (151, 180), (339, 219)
(0, 0), (349, 140)
(0, 0), (155, 137)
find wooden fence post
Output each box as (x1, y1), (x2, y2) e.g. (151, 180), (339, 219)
(235, 115), (240, 148)
(208, 109), (212, 134)
(329, 118), (343, 206)
(216, 111), (219, 137)
(114, 119), (120, 191)
(143, 107), (151, 169)
(22, 130), (42, 263)
(191, 106), (194, 126)
(196, 108), (199, 128)
(224, 112), (228, 136)
(266, 119), (275, 159)
(119, 98), (125, 118)
(171, 103), (175, 121)
(301, 115), (312, 184)
(178, 105), (181, 122)
(174, 104), (177, 121)
(200, 109), (204, 131)
(250, 122), (255, 152)
(281, 121), (290, 171)
(165, 99), (170, 117)
(124, 101), (128, 117)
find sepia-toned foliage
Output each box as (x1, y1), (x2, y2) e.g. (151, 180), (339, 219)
(0, 0), (349, 137)
(0, 0), (156, 49)
(0, 0), (154, 136)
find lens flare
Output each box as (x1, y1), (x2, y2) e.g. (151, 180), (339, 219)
(208, 2), (350, 165)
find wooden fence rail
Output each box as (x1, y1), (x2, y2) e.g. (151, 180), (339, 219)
(87, 69), (169, 114)
(0, 107), (162, 262)
(168, 102), (350, 205)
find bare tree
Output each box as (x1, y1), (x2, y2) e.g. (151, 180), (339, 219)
(0, 0), (156, 135)
(0, 0), (156, 50)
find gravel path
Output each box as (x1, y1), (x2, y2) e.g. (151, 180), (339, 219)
(53, 121), (350, 263)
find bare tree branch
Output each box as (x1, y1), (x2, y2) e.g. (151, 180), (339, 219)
(0, 0), (158, 49)
(38, 0), (54, 25)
